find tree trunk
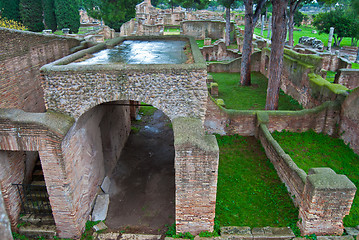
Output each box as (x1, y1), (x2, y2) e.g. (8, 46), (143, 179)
(338, 37), (343, 47)
(288, 3), (295, 46)
(265, 0), (288, 110)
(240, 0), (255, 86)
(225, 7), (231, 46)
(356, 47), (359, 62)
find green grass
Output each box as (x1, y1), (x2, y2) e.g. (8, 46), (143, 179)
(352, 63), (359, 69)
(326, 71), (336, 83)
(272, 130), (359, 227)
(216, 135), (298, 228)
(209, 72), (303, 110)
(196, 39), (217, 48)
(163, 28), (180, 35)
(139, 104), (157, 116)
(252, 25), (354, 47)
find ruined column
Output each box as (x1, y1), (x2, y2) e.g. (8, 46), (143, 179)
(298, 168), (356, 236)
(173, 117), (219, 235)
(328, 27), (334, 52)
(261, 15), (265, 36)
(267, 16), (272, 39)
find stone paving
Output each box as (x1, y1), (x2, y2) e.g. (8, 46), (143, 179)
(92, 226), (359, 240)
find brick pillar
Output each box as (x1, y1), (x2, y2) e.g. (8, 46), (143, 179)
(298, 168), (356, 236)
(39, 150), (82, 238)
(173, 117), (219, 235)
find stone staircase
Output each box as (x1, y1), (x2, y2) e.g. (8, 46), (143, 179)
(16, 160), (57, 239)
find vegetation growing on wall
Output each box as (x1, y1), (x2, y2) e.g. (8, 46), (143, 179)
(0, 16), (26, 30)
(272, 130), (359, 227)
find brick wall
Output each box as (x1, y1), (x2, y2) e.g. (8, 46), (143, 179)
(340, 88), (359, 155)
(0, 28), (80, 112)
(61, 103), (131, 235)
(201, 40), (240, 61)
(180, 20), (233, 40)
(204, 97), (340, 137)
(258, 123), (356, 236)
(173, 117), (219, 234)
(335, 69), (359, 90)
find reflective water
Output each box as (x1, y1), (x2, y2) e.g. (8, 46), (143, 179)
(71, 40), (188, 65)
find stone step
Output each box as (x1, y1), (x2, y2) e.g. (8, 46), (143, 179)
(18, 223), (56, 238)
(20, 214), (55, 225)
(33, 170), (43, 176)
(31, 181), (46, 186)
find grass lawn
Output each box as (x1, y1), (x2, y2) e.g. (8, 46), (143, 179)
(251, 25), (354, 47)
(352, 63), (359, 69)
(326, 71), (336, 83)
(272, 130), (359, 227)
(196, 39), (217, 48)
(209, 72), (303, 111)
(163, 28), (180, 35)
(216, 135), (298, 228)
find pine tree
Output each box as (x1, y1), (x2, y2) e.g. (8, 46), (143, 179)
(20, 0), (44, 32)
(43, 0), (57, 32)
(54, 0), (80, 33)
(0, 0), (21, 22)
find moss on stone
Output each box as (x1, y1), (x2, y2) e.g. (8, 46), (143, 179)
(216, 99), (225, 106)
(210, 82), (218, 88)
(172, 117), (218, 152)
(283, 48), (322, 67)
(0, 109), (75, 137)
(308, 73), (348, 95)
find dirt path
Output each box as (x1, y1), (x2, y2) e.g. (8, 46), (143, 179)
(106, 109), (175, 235)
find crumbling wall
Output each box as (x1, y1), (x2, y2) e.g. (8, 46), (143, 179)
(180, 20), (233, 40)
(200, 40), (240, 61)
(0, 28), (81, 112)
(335, 69), (359, 90)
(340, 88), (359, 155)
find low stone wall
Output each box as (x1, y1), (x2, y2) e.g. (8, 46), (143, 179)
(258, 123), (306, 206)
(180, 20), (234, 40)
(0, 28), (81, 113)
(120, 19), (136, 36)
(201, 40), (240, 61)
(258, 48), (349, 109)
(340, 88), (359, 155)
(204, 97), (341, 137)
(207, 57), (242, 73)
(258, 123), (356, 236)
(335, 69), (359, 90)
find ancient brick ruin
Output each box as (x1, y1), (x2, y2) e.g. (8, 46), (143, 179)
(1, 4), (359, 238)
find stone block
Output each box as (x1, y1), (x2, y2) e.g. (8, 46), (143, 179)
(346, 228), (359, 236)
(252, 227), (294, 240)
(121, 234), (161, 239)
(92, 194), (110, 221)
(210, 83), (219, 97)
(93, 221), (108, 232)
(221, 226), (252, 239)
(101, 176), (111, 194)
(317, 236), (353, 240)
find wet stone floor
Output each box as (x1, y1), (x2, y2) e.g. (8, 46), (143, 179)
(105, 108), (175, 235)
(71, 40), (188, 65)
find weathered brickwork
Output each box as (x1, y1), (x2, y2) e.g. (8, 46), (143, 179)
(340, 88), (359, 155)
(335, 69), (359, 90)
(0, 28), (81, 112)
(258, 124), (356, 236)
(298, 168), (356, 236)
(61, 103), (131, 236)
(204, 97), (341, 137)
(0, 109), (83, 238)
(173, 117), (219, 234)
(0, 151), (26, 229)
(201, 40), (240, 61)
(180, 20), (233, 40)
